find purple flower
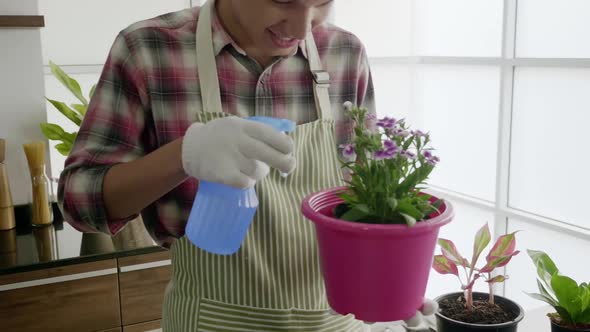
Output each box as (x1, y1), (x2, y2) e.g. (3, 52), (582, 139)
(413, 130), (428, 137)
(383, 139), (398, 151)
(394, 128), (410, 137)
(401, 150), (416, 160)
(340, 143), (356, 159)
(377, 117), (397, 130)
(423, 150), (433, 159)
(426, 155), (440, 166)
(373, 149), (396, 160)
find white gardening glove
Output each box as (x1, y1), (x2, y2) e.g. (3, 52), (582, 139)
(401, 298), (438, 328)
(182, 116), (295, 188)
(330, 298), (438, 331)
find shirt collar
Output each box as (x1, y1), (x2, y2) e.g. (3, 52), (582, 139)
(210, 7), (308, 60)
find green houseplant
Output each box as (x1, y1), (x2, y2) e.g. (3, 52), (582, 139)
(527, 249), (590, 331)
(41, 62), (153, 254)
(300, 102), (454, 322)
(40, 61), (95, 155)
(432, 223), (524, 331)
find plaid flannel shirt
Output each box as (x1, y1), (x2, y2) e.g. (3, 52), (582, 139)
(58, 6), (375, 248)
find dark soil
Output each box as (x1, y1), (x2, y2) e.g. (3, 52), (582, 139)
(549, 313), (590, 330)
(439, 295), (518, 324)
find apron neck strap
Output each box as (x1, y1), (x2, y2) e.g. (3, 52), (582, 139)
(304, 29), (332, 121)
(196, 0), (223, 113)
(196, 0), (332, 120)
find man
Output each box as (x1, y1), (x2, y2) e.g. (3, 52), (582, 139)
(59, 0), (434, 330)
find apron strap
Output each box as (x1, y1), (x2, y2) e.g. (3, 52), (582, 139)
(196, 0), (332, 120)
(196, 0), (223, 113)
(305, 29), (332, 121)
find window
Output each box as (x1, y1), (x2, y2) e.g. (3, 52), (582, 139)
(335, 0), (590, 310)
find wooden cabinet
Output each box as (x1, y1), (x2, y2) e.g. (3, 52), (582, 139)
(123, 320), (162, 332)
(0, 250), (171, 331)
(118, 251), (171, 326)
(0, 260), (120, 332)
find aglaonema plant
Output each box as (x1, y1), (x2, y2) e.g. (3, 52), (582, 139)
(432, 223), (520, 309)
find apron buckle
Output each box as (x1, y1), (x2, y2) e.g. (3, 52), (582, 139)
(312, 70), (330, 87)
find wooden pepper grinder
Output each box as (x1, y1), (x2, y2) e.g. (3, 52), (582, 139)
(0, 139), (16, 230)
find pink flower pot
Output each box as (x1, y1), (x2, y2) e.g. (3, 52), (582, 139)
(301, 187), (454, 322)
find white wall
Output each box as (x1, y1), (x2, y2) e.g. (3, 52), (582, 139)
(0, 0), (50, 205)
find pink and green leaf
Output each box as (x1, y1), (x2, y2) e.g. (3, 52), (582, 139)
(438, 239), (469, 267)
(479, 251), (520, 273)
(433, 255), (459, 276)
(486, 232), (518, 262)
(486, 275), (508, 284)
(471, 223), (491, 267)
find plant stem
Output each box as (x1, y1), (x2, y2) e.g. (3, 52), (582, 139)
(488, 273), (495, 304)
(465, 287), (473, 310)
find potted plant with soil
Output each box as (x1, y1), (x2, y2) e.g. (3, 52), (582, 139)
(527, 249), (590, 331)
(432, 223), (524, 331)
(301, 102), (454, 322)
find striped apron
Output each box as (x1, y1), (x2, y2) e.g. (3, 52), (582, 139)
(162, 0), (366, 331)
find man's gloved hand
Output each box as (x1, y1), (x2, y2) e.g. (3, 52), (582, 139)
(182, 116), (295, 188)
(330, 298), (438, 330)
(402, 298), (438, 328)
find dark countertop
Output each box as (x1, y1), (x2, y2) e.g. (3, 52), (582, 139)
(0, 203), (165, 276)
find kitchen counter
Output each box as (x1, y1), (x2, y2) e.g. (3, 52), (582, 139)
(0, 203), (165, 276)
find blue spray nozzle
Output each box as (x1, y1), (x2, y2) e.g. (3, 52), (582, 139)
(247, 116), (296, 133)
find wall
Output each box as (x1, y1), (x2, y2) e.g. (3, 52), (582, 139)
(0, 0), (50, 205)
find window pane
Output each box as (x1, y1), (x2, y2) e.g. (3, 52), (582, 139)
(516, 0), (590, 58)
(426, 199), (494, 299)
(413, 0), (503, 57)
(44, 73), (100, 193)
(510, 68), (590, 227)
(505, 218), (590, 310)
(40, 0), (190, 65)
(370, 62), (412, 120)
(412, 65), (500, 201)
(334, 0), (411, 57)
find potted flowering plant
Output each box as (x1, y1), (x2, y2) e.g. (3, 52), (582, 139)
(432, 223), (524, 332)
(301, 102), (454, 322)
(527, 249), (590, 331)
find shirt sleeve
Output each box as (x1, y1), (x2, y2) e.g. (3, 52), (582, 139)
(58, 32), (150, 235)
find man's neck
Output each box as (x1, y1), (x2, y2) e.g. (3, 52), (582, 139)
(215, 0), (274, 68)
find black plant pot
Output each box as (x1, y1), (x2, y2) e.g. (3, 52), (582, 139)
(552, 320), (590, 332)
(435, 292), (524, 332)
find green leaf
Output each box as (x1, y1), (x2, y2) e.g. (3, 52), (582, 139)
(46, 98), (82, 126)
(471, 223), (491, 267)
(397, 198), (423, 220)
(89, 84), (97, 99)
(40, 123), (66, 141)
(70, 103), (87, 116)
(555, 306), (574, 324)
(552, 274), (581, 321)
(528, 249), (559, 289)
(50, 61), (88, 105)
(538, 279), (558, 304)
(386, 197), (398, 211)
(580, 307), (590, 324)
(340, 204), (371, 222)
(526, 292), (558, 307)
(54, 142), (72, 156)
(399, 212), (416, 227)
